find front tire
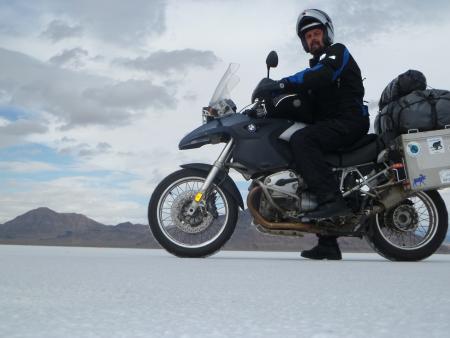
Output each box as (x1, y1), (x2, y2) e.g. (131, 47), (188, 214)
(148, 168), (238, 257)
(365, 190), (448, 261)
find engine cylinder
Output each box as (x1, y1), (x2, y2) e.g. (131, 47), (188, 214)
(299, 192), (318, 212)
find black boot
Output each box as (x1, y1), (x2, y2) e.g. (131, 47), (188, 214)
(301, 235), (342, 260)
(302, 194), (351, 221)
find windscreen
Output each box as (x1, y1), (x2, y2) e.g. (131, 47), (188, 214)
(209, 63), (240, 106)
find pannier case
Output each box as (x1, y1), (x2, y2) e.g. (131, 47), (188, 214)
(396, 129), (450, 191)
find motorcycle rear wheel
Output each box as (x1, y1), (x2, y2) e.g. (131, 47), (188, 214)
(365, 190), (448, 261)
(148, 168), (238, 258)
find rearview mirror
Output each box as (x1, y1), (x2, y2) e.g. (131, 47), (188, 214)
(266, 51), (278, 68)
(266, 51), (278, 78)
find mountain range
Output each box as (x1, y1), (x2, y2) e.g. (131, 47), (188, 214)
(0, 207), (449, 253)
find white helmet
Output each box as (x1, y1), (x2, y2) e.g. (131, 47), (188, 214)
(296, 9), (334, 53)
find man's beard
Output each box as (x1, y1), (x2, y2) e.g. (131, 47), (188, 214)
(310, 41), (324, 56)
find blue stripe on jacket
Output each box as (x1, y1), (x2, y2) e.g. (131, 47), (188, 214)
(332, 48), (350, 81)
(285, 47), (351, 84)
(285, 64), (323, 84)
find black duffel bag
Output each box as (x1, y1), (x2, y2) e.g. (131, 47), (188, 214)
(378, 69), (427, 110)
(375, 89), (450, 143)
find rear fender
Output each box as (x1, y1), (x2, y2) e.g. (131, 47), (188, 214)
(180, 163), (244, 210)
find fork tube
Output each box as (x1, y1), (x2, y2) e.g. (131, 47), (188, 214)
(186, 139), (234, 215)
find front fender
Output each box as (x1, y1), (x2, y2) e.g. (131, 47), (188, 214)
(180, 163), (244, 210)
(179, 120), (227, 150)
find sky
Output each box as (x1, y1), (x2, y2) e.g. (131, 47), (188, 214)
(1, 0), (450, 224)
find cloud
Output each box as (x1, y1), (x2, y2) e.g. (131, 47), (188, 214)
(41, 20), (83, 42)
(0, 175), (145, 224)
(0, 119), (48, 148)
(79, 142), (111, 157)
(116, 49), (220, 74)
(183, 92), (198, 101)
(83, 80), (176, 110)
(0, 0), (167, 47)
(0, 119), (47, 135)
(59, 142), (113, 158)
(0, 161), (59, 173)
(53, 0), (167, 46)
(326, 0), (450, 42)
(48, 47), (88, 68)
(0, 47), (176, 129)
(0, 2), (42, 37)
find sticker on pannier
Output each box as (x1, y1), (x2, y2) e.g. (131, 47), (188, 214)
(413, 174), (427, 188)
(427, 137), (445, 154)
(406, 142), (421, 157)
(439, 169), (450, 184)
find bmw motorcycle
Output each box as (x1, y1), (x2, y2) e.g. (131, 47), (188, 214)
(148, 52), (448, 260)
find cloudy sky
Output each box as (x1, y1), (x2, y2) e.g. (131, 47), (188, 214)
(1, 0), (450, 224)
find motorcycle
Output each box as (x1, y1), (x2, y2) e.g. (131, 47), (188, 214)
(148, 51), (448, 260)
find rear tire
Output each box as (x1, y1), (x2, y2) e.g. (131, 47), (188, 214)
(148, 168), (238, 258)
(365, 190), (448, 261)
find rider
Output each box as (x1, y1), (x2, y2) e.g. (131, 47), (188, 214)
(258, 9), (370, 260)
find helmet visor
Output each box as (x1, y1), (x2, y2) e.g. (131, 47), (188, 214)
(300, 21), (323, 32)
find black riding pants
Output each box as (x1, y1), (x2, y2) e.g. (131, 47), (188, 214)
(290, 115), (370, 203)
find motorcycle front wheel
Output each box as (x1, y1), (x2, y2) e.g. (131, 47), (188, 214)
(148, 168), (238, 258)
(365, 190), (448, 261)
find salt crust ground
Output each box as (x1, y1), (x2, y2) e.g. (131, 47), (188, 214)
(0, 245), (450, 338)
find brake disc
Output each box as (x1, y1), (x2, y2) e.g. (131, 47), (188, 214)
(392, 204), (419, 232)
(384, 200), (419, 233)
(170, 191), (214, 234)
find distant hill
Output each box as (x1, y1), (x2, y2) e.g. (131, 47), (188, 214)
(0, 207), (157, 248)
(0, 207), (449, 253)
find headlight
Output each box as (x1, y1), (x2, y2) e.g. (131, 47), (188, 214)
(202, 99), (237, 124)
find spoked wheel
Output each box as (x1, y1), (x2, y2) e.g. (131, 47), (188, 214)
(148, 168), (238, 257)
(366, 190), (448, 261)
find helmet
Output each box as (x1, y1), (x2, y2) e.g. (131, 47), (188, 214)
(296, 9), (334, 53)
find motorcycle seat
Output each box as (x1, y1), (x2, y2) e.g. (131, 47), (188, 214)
(325, 134), (385, 167)
(336, 134), (379, 153)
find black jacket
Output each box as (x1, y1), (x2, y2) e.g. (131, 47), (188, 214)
(282, 43), (367, 121)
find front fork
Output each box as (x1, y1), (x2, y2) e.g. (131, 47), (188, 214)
(186, 139), (234, 216)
